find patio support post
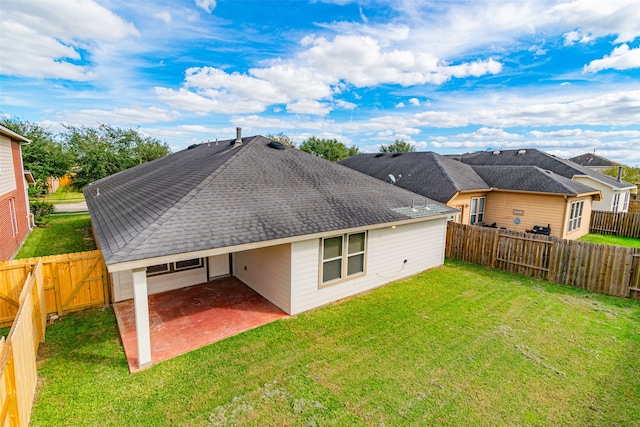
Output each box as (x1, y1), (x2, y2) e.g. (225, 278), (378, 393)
(132, 267), (152, 369)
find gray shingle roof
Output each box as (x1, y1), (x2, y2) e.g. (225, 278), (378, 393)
(569, 153), (619, 168)
(472, 166), (600, 195)
(84, 136), (456, 266)
(338, 152), (490, 203)
(455, 148), (634, 190)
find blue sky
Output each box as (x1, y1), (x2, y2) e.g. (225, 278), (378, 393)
(1, 0), (639, 165)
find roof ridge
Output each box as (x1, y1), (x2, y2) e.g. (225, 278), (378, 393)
(109, 139), (253, 262)
(431, 153), (460, 190)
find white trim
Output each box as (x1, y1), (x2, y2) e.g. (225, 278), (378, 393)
(132, 268), (152, 369)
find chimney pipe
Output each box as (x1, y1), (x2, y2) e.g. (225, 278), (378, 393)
(617, 166), (623, 182)
(235, 127), (242, 146)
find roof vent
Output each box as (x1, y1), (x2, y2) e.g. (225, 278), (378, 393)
(545, 170), (552, 174)
(493, 151), (501, 155)
(392, 153), (402, 157)
(517, 149), (527, 155)
(188, 143), (198, 150)
(375, 153), (384, 157)
(268, 141), (285, 150)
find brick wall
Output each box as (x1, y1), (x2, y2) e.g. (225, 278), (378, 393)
(0, 142), (30, 261)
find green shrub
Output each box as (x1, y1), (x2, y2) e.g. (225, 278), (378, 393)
(30, 200), (55, 223)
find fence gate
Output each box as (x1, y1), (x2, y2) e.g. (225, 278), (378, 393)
(0, 250), (108, 327)
(494, 231), (552, 280)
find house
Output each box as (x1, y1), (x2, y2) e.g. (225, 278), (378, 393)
(455, 149), (636, 213)
(569, 153), (619, 172)
(84, 131), (457, 369)
(339, 152), (601, 239)
(0, 125), (34, 261)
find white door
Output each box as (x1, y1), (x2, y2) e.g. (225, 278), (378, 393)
(208, 254), (230, 280)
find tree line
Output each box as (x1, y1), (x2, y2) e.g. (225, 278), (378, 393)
(2, 117), (171, 192)
(2, 116), (416, 193)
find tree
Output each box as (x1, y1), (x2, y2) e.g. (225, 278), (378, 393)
(267, 132), (296, 147)
(379, 139), (416, 153)
(64, 124), (170, 188)
(601, 165), (640, 187)
(0, 116), (72, 180)
(299, 136), (359, 162)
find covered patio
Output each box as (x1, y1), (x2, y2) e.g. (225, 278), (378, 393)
(113, 277), (288, 372)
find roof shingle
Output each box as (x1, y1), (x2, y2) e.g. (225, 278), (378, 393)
(85, 136), (456, 266)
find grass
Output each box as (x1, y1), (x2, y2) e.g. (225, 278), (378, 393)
(32, 260), (640, 426)
(578, 233), (640, 248)
(37, 186), (85, 204)
(15, 214), (96, 258)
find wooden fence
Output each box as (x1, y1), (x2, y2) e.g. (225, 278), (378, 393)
(0, 259), (47, 426)
(627, 199), (640, 214)
(590, 210), (640, 238)
(0, 250), (108, 328)
(446, 222), (640, 299)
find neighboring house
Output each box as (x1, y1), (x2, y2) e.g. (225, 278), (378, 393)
(339, 152), (600, 239)
(472, 166), (600, 240)
(455, 149), (636, 213)
(569, 153), (619, 172)
(339, 152), (490, 224)
(0, 125), (33, 261)
(84, 131), (457, 369)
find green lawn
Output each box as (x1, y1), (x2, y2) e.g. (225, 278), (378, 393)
(37, 186), (85, 204)
(578, 233), (640, 248)
(15, 214), (96, 258)
(32, 261), (640, 426)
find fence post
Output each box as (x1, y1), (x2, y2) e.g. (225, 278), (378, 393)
(102, 259), (110, 306)
(52, 262), (63, 316)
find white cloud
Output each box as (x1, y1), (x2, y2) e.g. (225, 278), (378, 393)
(286, 99), (332, 116)
(153, 12), (172, 25)
(396, 102), (406, 108)
(409, 98), (420, 106)
(0, 0), (138, 80)
(335, 100), (357, 110)
(231, 115), (295, 129)
(549, 0), (640, 44)
(456, 127), (522, 141)
(562, 30), (594, 46)
(154, 87), (267, 115)
(60, 106), (180, 125)
(359, 6), (368, 24)
(194, 0), (217, 14)
(584, 44), (640, 73)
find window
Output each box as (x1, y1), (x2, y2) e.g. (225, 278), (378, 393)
(321, 232), (367, 286)
(8, 198), (18, 237)
(568, 200), (584, 232)
(622, 192), (630, 212)
(612, 193), (620, 213)
(470, 197), (485, 225)
(147, 258), (204, 277)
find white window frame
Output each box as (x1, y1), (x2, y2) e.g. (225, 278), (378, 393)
(612, 193), (620, 213)
(8, 197), (18, 237)
(147, 258), (204, 277)
(470, 197), (485, 225)
(320, 232), (367, 287)
(622, 192), (630, 212)
(568, 200), (584, 232)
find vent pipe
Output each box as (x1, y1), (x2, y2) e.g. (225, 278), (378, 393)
(235, 127), (242, 146)
(617, 166), (623, 182)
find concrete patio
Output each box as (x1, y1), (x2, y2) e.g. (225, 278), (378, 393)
(113, 276), (288, 372)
